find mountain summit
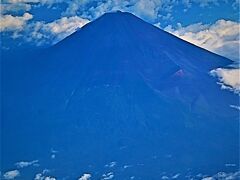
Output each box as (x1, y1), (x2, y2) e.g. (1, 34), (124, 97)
(2, 12), (239, 179)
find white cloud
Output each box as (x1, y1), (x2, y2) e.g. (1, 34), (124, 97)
(11, 15), (89, 46)
(3, 170), (20, 180)
(44, 177), (56, 180)
(2, 0), (239, 55)
(172, 173), (181, 179)
(62, 0), (89, 17)
(36, 16), (89, 44)
(210, 68), (240, 94)
(0, 13), (89, 46)
(46, 16), (89, 35)
(62, 0), (171, 22)
(130, 0), (162, 21)
(51, 154), (56, 159)
(102, 172), (114, 180)
(34, 173), (56, 180)
(34, 173), (44, 180)
(3, 0), (225, 20)
(15, 160), (39, 168)
(161, 176), (169, 179)
(105, 161), (117, 168)
(0, 3), (31, 14)
(61, 0), (223, 21)
(51, 148), (58, 153)
(2, 0), (233, 26)
(2, 0), (65, 12)
(225, 163), (237, 167)
(50, 148), (57, 159)
(202, 177), (214, 180)
(123, 164), (132, 169)
(202, 171), (240, 180)
(0, 12), (33, 32)
(232, 0), (240, 9)
(164, 19), (240, 61)
(230, 105), (240, 111)
(78, 173), (91, 180)
(192, 0), (219, 7)
(34, 169), (56, 180)
(4, 0), (63, 5)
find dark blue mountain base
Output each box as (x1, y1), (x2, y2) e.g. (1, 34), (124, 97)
(2, 12), (239, 179)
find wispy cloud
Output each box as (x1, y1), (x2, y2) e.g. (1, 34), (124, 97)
(230, 105), (240, 111)
(61, 0), (225, 21)
(78, 173), (91, 180)
(3, 170), (20, 180)
(32, 16), (89, 45)
(0, 3), (31, 14)
(0, 13), (33, 32)
(1, 0), (239, 61)
(210, 68), (240, 94)
(164, 19), (240, 61)
(4, 15), (89, 46)
(34, 169), (56, 180)
(15, 160), (39, 168)
(102, 172), (114, 180)
(186, 0), (220, 7)
(3, 0), (64, 6)
(201, 171), (240, 180)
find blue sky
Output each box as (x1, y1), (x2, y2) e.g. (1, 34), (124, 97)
(1, 0), (239, 61)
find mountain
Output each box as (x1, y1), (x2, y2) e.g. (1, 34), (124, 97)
(2, 11), (239, 179)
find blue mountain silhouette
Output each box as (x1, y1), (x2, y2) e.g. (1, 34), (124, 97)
(2, 11), (239, 179)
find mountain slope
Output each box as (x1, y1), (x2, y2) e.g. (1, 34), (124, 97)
(2, 11), (239, 179)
